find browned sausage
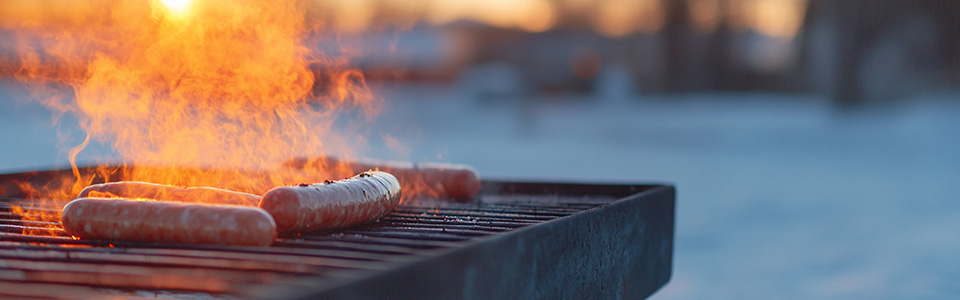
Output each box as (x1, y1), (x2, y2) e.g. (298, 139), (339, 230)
(282, 157), (480, 201)
(259, 171), (401, 233)
(78, 181), (261, 207)
(61, 198), (276, 246)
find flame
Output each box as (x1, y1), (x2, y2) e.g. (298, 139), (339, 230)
(2, 0), (377, 233)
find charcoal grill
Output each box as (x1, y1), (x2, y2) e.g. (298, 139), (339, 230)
(0, 167), (674, 299)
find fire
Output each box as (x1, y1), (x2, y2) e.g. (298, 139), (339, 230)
(2, 0), (379, 232)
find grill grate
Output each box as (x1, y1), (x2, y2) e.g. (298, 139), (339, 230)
(0, 172), (674, 300)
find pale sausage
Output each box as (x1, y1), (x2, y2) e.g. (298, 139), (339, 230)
(78, 181), (261, 207)
(282, 157), (480, 201)
(62, 198), (276, 246)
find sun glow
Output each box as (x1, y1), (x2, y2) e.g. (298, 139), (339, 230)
(159, 0), (192, 16)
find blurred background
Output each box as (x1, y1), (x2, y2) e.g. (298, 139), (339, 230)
(2, 0), (960, 299)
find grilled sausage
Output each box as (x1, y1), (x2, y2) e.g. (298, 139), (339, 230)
(282, 157), (480, 201)
(61, 198), (276, 246)
(78, 181), (261, 207)
(259, 171), (401, 233)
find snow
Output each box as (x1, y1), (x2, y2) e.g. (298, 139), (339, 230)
(2, 79), (960, 299)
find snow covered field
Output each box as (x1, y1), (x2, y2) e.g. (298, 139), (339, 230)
(2, 80), (959, 299)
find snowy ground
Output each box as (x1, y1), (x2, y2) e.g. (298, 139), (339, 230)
(2, 80), (960, 299)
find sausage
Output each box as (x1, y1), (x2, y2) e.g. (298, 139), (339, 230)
(259, 171), (401, 233)
(400, 161), (481, 200)
(78, 181), (262, 207)
(282, 157), (480, 201)
(61, 198), (276, 246)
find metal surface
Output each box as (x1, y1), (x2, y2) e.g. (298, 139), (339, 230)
(0, 168), (674, 299)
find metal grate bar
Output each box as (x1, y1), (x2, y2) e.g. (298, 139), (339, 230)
(391, 208), (573, 218)
(418, 204), (587, 214)
(0, 258), (308, 293)
(360, 222), (517, 232)
(380, 215), (535, 226)
(0, 247), (318, 274)
(382, 213), (545, 224)
(273, 239), (427, 256)
(296, 235), (464, 249)
(0, 280), (150, 299)
(0, 244), (405, 273)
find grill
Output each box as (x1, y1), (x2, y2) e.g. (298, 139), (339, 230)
(0, 167), (674, 299)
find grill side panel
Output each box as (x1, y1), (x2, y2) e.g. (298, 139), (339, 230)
(271, 185), (675, 300)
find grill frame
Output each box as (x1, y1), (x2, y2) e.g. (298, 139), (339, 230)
(275, 181), (675, 300)
(0, 167), (674, 300)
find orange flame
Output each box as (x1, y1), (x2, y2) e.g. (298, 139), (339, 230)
(1, 0), (376, 232)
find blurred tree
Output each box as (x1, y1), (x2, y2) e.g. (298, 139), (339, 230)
(663, 0), (690, 92)
(801, 0), (960, 106)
